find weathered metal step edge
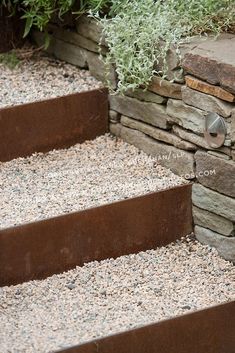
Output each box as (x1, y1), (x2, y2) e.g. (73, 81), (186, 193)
(0, 184), (192, 287)
(0, 88), (108, 162)
(56, 301), (235, 353)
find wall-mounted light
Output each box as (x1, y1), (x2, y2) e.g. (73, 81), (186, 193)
(204, 113), (227, 148)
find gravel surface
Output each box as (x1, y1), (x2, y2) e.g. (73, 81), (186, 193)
(0, 53), (103, 108)
(0, 236), (234, 353)
(0, 134), (186, 229)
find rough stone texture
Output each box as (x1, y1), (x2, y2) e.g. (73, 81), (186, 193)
(185, 76), (235, 103)
(207, 151), (231, 160)
(167, 99), (207, 134)
(86, 51), (116, 89)
(32, 31), (88, 68)
(192, 184), (235, 222)
(121, 116), (197, 151)
(182, 86), (234, 118)
(109, 123), (122, 137)
(148, 76), (182, 99)
(172, 125), (231, 156)
(76, 15), (106, 46)
(109, 110), (120, 123)
(119, 126), (195, 178)
(193, 206), (234, 237)
(232, 150), (235, 161)
(195, 151), (235, 197)
(195, 226), (235, 262)
(224, 139), (232, 147)
(183, 34), (235, 94)
(154, 36), (208, 82)
(109, 95), (169, 129)
(47, 24), (107, 55)
(232, 110), (235, 143)
(126, 88), (166, 104)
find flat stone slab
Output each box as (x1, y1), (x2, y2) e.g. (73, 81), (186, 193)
(195, 151), (235, 198)
(148, 77), (182, 100)
(183, 34), (235, 94)
(193, 206), (234, 237)
(185, 76), (235, 103)
(195, 225), (235, 263)
(109, 95), (169, 129)
(121, 116), (196, 151)
(192, 184), (235, 222)
(182, 86), (234, 118)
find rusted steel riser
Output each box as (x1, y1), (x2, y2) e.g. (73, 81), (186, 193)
(56, 301), (235, 353)
(0, 180), (234, 352)
(0, 89), (234, 353)
(0, 184), (192, 287)
(0, 88), (108, 162)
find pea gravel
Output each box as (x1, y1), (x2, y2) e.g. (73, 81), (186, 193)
(0, 54), (103, 109)
(0, 236), (234, 353)
(0, 134), (186, 229)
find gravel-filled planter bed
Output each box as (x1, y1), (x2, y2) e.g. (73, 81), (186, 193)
(0, 55), (108, 162)
(0, 236), (234, 353)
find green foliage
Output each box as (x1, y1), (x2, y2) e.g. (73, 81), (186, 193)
(0, 50), (20, 69)
(98, 0), (235, 92)
(78, 0), (110, 13)
(20, 0), (76, 36)
(1, 0), (235, 92)
(1, 0), (109, 36)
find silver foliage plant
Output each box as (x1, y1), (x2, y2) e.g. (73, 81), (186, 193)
(95, 0), (235, 93)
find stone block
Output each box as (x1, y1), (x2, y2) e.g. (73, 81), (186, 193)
(125, 88), (166, 104)
(182, 86), (234, 118)
(183, 33), (235, 94)
(76, 15), (106, 46)
(86, 51), (117, 89)
(195, 225), (235, 263)
(167, 99), (207, 133)
(47, 24), (107, 54)
(32, 31), (88, 68)
(232, 110), (235, 143)
(192, 184), (235, 222)
(148, 76), (182, 99)
(193, 206), (234, 236)
(185, 75), (235, 103)
(172, 125), (231, 156)
(109, 95), (169, 129)
(195, 151), (235, 197)
(121, 116), (196, 151)
(109, 110), (120, 123)
(109, 123), (122, 137)
(154, 36), (208, 82)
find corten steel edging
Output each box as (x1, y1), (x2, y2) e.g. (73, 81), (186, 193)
(0, 88), (108, 162)
(0, 184), (192, 286)
(56, 301), (235, 353)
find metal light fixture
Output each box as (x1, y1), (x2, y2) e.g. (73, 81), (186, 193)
(204, 112), (227, 148)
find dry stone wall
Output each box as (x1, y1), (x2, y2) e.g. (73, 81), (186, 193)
(32, 16), (235, 261)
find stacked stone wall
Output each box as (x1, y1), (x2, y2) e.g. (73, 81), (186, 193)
(32, 16), (235, 261)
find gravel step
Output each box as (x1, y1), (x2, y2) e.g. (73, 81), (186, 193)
(0, 134), (186, 229)
(0, 236), (234, 353)
(0, 52), (103, 109)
